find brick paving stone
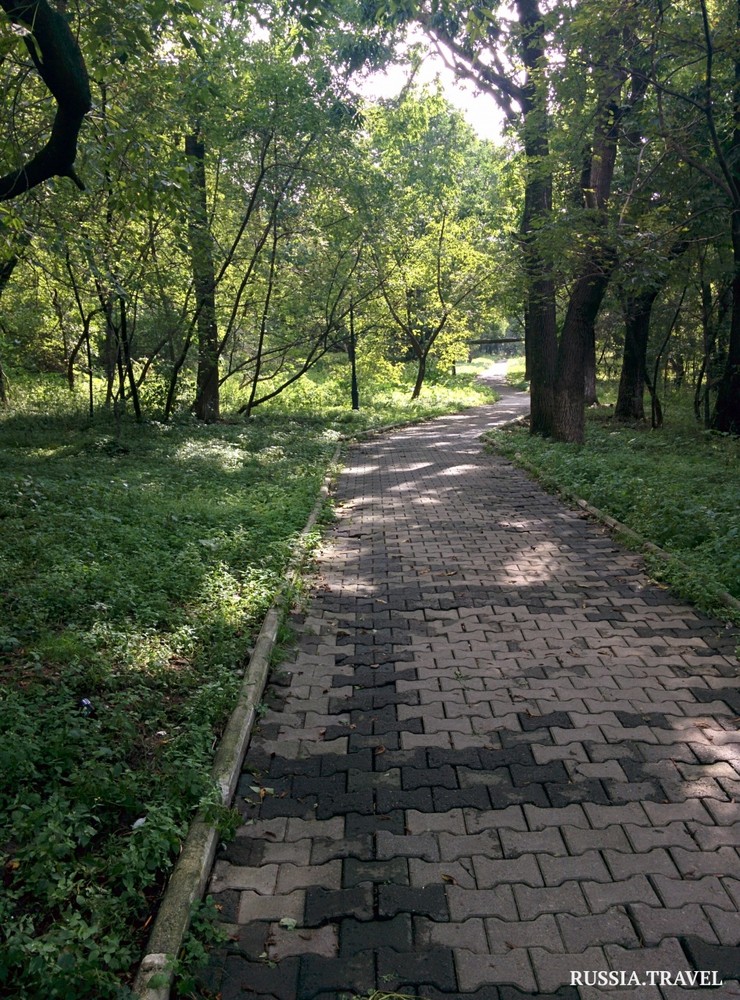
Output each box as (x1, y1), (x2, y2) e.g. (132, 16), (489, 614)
(522, 804), (589, 830)
(204, 381), (740, 1000)
(266, 923), (339, 961)
(561, 824), (631, 855)
(303, 886), (374, 925)
(623, 821), (698, 853)
(514, 882), (589, 920)
(529, 946), (610, 992)
(220, 954), (300, 1000)
(410, 859), (478, 890)
(671, 845), (740, 878)
(473, 855), (544, 888)
(538, 850), (611, 886)
(629, 903), (719, 945)
(688, 824), (740, 851)
(604, 847), (680, 879)
(378, 884), (450, 919)
(340, 914), (413, 955)
(557, 909), (638, 950)
(407, 807), (467, 835)
(238, 890), (306, 923)
(456, 948), (538, 992)
(582, 874), (661, 912)
(377, 947), (457, 990)
(703, 905), (740, 945)
(465, 806), (528, 833)
(653, 874), (736, 909)
(298, 951), (374, 999)
(343, 857), (409, 887)
(448, 885), (518, 921)
(485, 914), (563, 953)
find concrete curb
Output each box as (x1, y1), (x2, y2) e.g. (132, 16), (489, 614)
(132, 443), (342, 1000)
(484, 432), (740, 621)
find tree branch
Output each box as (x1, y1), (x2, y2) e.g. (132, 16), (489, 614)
(0, 0), (91, 201)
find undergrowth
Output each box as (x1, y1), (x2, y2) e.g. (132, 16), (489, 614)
(0, 360), (494, 999)
(487, 379), (739, 624)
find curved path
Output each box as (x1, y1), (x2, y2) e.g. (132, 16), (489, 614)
(202, 369), (739, 1000)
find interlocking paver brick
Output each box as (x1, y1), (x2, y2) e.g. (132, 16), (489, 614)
(653, 873), (736, 909)
(643, 799), (716, 824)
(557, 908), (638, 950)
(485, 914), (562, 953)
(500, 827), (567, 858)
(473, 855), (543, 888)
(538, 850), (611, 886)
(340, 914), (413, 955)
(629, 902), (719, 945)
(416, 916), (489, 952)
(447, 885), (518, 921)
(530, 946), (609, 992)
(622, 821), (697, 853)
(238, 889), (305, 923)
(561, 823), (631, 854)
(522, 803), (590, 830)
(456, 948), (537, 992)
(407, 807), (467, 835)
(514, 881), (589, 919)
(582, 874), (661, 911)
(688, 824), (740, 851)
(604, 847), (679, 878)
(377, 947), (457, 990)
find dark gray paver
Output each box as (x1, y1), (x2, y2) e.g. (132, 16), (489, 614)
(201, 364), (739, 998)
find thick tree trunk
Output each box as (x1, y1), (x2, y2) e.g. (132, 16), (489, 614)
(553, 265), (613, 443)
(615, 289), (659, 421)
(551, 53), (624, 444)
(517, 0), (558, 438)
(186, 130), (220, 423)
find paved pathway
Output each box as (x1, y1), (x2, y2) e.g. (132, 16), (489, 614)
(202, 368), (740, 1000)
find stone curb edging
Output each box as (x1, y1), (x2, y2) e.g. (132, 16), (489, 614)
(133, 443), (343, 1000)
(484, 431), (740, 621)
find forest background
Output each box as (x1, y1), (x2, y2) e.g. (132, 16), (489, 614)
(0, 0), (738, 997)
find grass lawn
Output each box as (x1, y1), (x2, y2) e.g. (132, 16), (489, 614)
(0, 360), (495, 1000)
(486, 359), (739, 624)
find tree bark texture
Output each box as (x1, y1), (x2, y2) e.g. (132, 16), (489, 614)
(186, 131), (220, 423)
(551, 69), (624, 443)
(615, 289), (659, 421)
(516, 0), (558, 438)
(0, 0), (90, 200)
(711, 211), (740, 433)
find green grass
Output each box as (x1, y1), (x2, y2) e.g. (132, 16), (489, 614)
(0, 360), (494, 1000)
(486, 377), (740, 623)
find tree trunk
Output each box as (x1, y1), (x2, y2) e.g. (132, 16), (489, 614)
(517, 0), (558, 438)
(712, 211), (740, 433)
(551, 52), (624, 444)
(411, 353), (427, 400)
(584, 322), (598, 406)
(553, 264), (614, 443)
(615, 289), (659, 421)
(186, 130), (220, 423)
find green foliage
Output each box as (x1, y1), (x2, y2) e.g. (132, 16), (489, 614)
(0, 363), (492, 998)
(487, 392), (740, 622)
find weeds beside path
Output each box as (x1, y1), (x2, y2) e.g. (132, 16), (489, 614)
(487, 362), (739, 625)
(0, 367), (495, 1000)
